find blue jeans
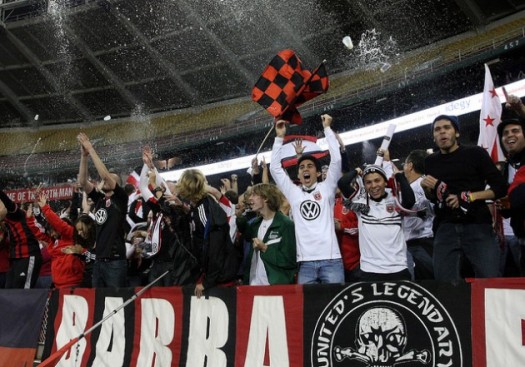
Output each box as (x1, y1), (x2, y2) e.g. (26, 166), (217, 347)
(92, 259), (128, 288)
(406, 237), (434, 280)
(499, 235), (522, 276)
(433, 223), (500, 281)
(297, 259), (344, 284)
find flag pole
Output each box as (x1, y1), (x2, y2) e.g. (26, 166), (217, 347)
(37, 270), (171, 367)
(255, 59), (327, 157)
(255, 121), (277, 156)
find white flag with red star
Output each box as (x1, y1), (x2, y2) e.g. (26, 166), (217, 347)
(477, 64), (504, 162)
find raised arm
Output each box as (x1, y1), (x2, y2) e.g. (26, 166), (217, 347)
(269, 120), (296, 196)
(337, 168), (361, 199)
(139, 148), (156, 203)
(505, 93), (525, 118)
(395, 172), (416, 209)
(77, 132), (116, 191)
(81, 191), (92, 215)
(261, 156), (269, 184)
(77, 138), (95, 194)
(37, 192), (73, 237)
(251, 157), (262, 185)
(230, 174), (239, 194)
(144, 146), (172, 196)
(322, 114), (343, 187)
(206, 184), (222, 202)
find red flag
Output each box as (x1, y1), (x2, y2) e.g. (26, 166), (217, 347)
(252, 50), (329, 125)
(477, 64), (504, 163)
(280, 135), (329, 168)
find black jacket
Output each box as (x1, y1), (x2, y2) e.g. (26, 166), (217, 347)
(192, 195), (239, 289)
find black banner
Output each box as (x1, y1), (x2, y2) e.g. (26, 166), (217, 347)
(305, 281), (471, 366)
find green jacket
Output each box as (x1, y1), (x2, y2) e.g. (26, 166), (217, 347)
(244, 211), (297, 285)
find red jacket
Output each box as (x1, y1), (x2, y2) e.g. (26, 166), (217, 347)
(334, 197), (360, 271)
(0, 235), (9, 273)
(30, 206), (85, 288)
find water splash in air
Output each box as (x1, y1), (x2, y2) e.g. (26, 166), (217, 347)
(355, 29), (399, 72)
(23, 138), (42, 177)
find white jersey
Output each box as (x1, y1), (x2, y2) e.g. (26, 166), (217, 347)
(352, 191), (408, 273)
(270, 127), (342, 261)
(403, 176), (434, 241)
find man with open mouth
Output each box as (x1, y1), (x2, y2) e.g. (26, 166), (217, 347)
(421, 115), (507, 281)
(496, 98), (525, 275)
(270, 114), (344, 284)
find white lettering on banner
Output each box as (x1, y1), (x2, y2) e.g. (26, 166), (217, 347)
(56, 295), (89, 367)
(92, 297), (126, 367)
(350, 287), (364, 303)
(137, 299), (174, 367)
(485, 288), (525, 366)
(244, 296), (289, 367)
(186, 297), (228, 367)
(311, 282), (463, 367)
(4, 185), (74, 203)
(17, 191), (27, 202)
(445, 99), (471, 113)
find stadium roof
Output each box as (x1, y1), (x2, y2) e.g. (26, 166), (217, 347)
(1, 0), (524, 128)
(0, 0), (525, 180)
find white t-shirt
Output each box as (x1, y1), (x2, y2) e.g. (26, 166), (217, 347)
(249, 218), (273, 285)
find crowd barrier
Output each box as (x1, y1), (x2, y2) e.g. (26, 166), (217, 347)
(1, 279), (524, 366)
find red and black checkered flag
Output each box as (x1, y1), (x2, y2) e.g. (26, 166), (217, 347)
(252, 49), (329, 125)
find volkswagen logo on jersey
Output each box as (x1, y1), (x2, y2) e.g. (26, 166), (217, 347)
(300, 200), (321, 220)
(95, 208), (108, 225)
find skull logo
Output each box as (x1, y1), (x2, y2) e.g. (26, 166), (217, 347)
(357, 307), (407, 364)
(334, 307), (430, 366)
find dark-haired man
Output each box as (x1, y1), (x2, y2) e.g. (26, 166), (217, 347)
(497, 115), (525, 274)
(421, 115), (507, 281)
(270, 114), (343, 284)
(77, 133), (128, 287)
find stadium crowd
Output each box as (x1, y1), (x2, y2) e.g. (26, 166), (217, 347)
(0, 95), (524, 296)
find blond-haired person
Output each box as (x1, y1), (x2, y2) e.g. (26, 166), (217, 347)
(244, 183), (297, 285)
(177, 169), (239, 298)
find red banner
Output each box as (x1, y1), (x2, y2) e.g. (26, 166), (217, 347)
(4, 185), (74, 203)
(37, 282), (473, 366)
(235, 285), (304, 366)
(471, 278), (525, 366)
